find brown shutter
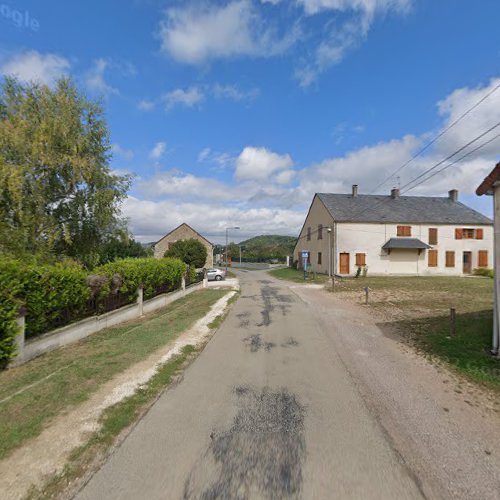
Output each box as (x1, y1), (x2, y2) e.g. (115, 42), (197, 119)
(397, 225), (403, 236)
(356, 253), (366, 266)
(478, 250), (488, 268)
(428, 249), (438, 267)
(455, 228), (463, 240)
(429, 228), (438, 245)
(476, 228), (484, 240)
(445, 251), (455, 267)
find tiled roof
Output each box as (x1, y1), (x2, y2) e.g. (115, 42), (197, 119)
(317, 193), (492, 225)
(382, 238), (431, 250)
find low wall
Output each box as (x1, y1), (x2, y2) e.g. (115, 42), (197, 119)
(13, 280), (205, 366)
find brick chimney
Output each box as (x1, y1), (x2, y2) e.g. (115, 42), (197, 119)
(448, 189), (458, 202)
(391, 187), (400, 199)
(352, 184), (358, 197)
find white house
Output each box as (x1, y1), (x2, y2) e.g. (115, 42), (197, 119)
(476, 162), (500, 356)
(293, 185), (493, 276)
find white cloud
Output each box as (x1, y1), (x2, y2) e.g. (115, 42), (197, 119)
(158, 0), (298, 65)
(123, 196), (304, 243)
(149, 142), (167, 160)
(212, 83), (260, 101)
(84, 58), (118, 96)
(197, 147), (235, 170)
(162, 87), (204, 110)
(295, 0), (412, 86)
(235, 146), (294, 181)
(0, 50), (70, 86)
(138, 99), (155, 111)
(111, 144), (134, 161)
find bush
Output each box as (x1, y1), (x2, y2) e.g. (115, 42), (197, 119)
(94, 257), (186, 300)
(473, 268), (494, 278)
(164, 239), (208, 268)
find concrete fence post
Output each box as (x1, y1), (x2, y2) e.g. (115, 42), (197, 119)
(137, 285), (144, 317)
(203, 268), (208, 288)
(15, 308), (26, 363)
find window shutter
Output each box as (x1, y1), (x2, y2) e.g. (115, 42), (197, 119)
(428, 250), (438, 267)
(397, 226), (403, 236)
(429, 228), (438, 245)
(478, 250), (488, 268)
(356, 253), (366, 266)
(445, 251), (455, 267)
(476, 228), (484, 240)
(455, 228), (463, 240)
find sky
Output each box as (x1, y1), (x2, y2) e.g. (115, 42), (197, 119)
(1, 0), (499, 243)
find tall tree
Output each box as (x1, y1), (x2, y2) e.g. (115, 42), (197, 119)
(0, 77), (130, 267)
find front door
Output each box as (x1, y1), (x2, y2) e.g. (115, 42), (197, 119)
(463, 251), (472, 274)
(339, 252), (350, 274)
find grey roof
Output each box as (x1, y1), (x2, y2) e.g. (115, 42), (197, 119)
(382, 238), (431, 250)
(317, 193), (492, 225)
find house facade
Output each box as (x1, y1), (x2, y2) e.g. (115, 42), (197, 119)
(293, 185), (493, 276)
(153, 223), (214, 268)
(476, 162), (500, 355)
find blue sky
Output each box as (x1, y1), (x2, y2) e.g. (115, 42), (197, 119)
(1, 0), (499, 243)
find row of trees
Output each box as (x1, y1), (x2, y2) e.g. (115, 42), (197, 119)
(0, 77), (149, 268)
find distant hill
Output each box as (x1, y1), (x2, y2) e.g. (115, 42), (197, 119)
(227, 235), (297, 262)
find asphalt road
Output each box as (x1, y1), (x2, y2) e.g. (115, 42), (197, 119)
(75, 271), (500, 500)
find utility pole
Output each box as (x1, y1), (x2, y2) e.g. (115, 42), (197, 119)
(239, 246), (242, 265)
(327, 226), (332, 279)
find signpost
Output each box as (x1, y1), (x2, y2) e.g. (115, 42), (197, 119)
(301, 250), (309, 281)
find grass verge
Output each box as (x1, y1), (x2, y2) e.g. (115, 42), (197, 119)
(26, 344), (199, 500)
(0, 289), (228, 459)
(269, 267), (329, 284)
(208, 291), (240, 330)
(335, 276), (500, 390)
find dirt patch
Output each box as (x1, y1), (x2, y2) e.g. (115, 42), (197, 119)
(0, 292), (236, 500)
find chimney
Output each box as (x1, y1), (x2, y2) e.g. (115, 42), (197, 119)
(391, 187), (400, 199)
(448, 189), (458, 202)
(352, 184), (358, 197)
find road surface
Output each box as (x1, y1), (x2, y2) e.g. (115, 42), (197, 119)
(76, 271), (500, 500)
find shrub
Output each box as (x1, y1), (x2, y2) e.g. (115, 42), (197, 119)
(164, 239), (208, 268)
(94, 257), (186, 300)
(473, 268), (494, 278)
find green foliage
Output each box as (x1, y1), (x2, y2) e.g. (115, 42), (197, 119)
(164, 238), (207, 268)
(227, 235), (296, 263)
(0, 77), (130, 267)
(95, 257), (186, 300)
(97, 234), (152, 265)
(473, 268), (494, 278)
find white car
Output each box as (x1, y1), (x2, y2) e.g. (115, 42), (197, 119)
(207, 268), (226, 281)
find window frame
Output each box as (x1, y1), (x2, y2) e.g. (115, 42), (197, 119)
(318, 252), (322, 265)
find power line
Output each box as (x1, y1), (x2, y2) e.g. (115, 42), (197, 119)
(369, 80), (500, 194)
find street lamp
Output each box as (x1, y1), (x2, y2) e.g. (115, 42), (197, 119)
(327, 227), (332, 278)
(225, 226), (240, 272)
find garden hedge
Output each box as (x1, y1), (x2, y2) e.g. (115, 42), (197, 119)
(0, 256), (187, 366)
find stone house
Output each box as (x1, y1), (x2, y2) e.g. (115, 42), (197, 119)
(153, 223), (214, 268)
(293, 185), (493, 276)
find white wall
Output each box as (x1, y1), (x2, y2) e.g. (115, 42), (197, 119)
(336, 222), (493, 276)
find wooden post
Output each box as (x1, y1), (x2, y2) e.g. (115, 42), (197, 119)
(450, 307), (456, 337)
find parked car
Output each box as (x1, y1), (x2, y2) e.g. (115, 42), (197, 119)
(207, 268), (226, 281)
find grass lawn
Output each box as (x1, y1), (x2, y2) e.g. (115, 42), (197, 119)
(0, 289), (228, 460)
(269, 267), (330, 284)
(335, 276), (500, 390)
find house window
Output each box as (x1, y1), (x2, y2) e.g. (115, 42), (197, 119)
(428, 249), (438, 267)
(397, 225), (411, 237)
(429, 228), (438, 245)
(318, 252), (322, 265)
(456, 228), (480, 239)
(445, 251), (455, 268)
(478, 250), (488, 268)
(355, 253), (366, 266)
(318, 224), (323, 240)
(307, 227), (311, 241)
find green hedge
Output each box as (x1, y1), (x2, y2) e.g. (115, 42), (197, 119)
(0, 257), (187, 366)
(94, 257), (186, 300)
